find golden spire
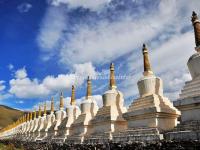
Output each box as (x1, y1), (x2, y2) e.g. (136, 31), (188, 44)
(142, 44), (153, 76)
(27, 113), (29, 122)
(19, 117), (21, 124)
(70, 85), (76, 105)
(24, 115), (26, 122)
(32, 112), (34, 120)
(51, 97), (54, 112)
(44, 102), (47, 115)
(191, 11), (200, 52)
(86, 76), (92, 99)
(38, 105), (41, 117)
(109, 63), (116, 90)
(21, 117), (23, 123)
(60, 92), (64, 109)
(30, 112), (32, 120)
(24, 114), (26, 122)
(34, 109), (36, 119)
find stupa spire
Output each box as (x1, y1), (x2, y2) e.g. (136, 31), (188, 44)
(191, 11), (200, 52)
(70, 85), (76, 105)
(109, 63), (117, 90)
(30, 112), (32, 120)
(44, 102), (47, 115)
(51, 97), (54, 112)
(38, 105), (41, 117)
(27, 113), (29, 122)
(60, 92), (64, 109)
(142, 44), (153, 76)
(24, 115), (26, 122)
(34, 109), (36, 119)
(22, 115), (25, 122)
(86, 76), (92, 99)
(24, 114), (27, 122)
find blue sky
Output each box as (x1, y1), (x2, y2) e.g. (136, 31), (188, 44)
(0, 0), (199, 110)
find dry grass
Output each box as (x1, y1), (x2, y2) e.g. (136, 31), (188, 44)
(0, 105), (24, 129)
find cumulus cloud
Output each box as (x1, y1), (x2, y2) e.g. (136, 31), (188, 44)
(9, 62), (96, 99)
(9, 78), (50, 98)
(17, 3), (32, 13)
(48, 0), (111, 11)
(15, 67), (27, 79)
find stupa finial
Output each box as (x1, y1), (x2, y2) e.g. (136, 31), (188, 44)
(51, 97), (54, 112)
(30, 111), (32, 120)
(86, 76), (92, 99)
(142, 44), (153, 76)
(70, 85), (76, 105)
(191, 11), (200, 51)
(60, 92), (64, 109)
(27, 113), (29, 122)
(44, 102), (47, 115)
(38, 105), (41, 117)
(109, 63), (117, 90)
(34, 109), (36, 119)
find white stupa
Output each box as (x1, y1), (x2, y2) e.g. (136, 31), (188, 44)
(174, 11), (200, 122)
(39, 97), (56, 140)
(46, 92), (66, 141)
(85, 63), (127, 143)
(54, 85), (81, 143)
(120, 44), (180, 142)
(30, 106), (41, 140)
(67, 77), (99, 143)
(166, 11), (200, 141)
(35, 102), (47, 141)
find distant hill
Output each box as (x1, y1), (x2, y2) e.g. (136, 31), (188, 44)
(0, 105), (24, 129)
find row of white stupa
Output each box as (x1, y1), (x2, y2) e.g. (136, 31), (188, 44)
(0, 11), (200, 143)
(0, 44), (181, 143)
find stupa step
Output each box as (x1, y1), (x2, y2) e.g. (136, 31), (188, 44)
(181, 81), (200, 90)
(165, 130), (200, 141)
(179, 90), (200, 99)
(181, 82), (200, 91)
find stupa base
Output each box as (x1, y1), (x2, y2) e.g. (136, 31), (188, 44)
(112, 128), (163, 143)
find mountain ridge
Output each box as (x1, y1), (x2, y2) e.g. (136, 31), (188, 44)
(0, 105), (24, 129)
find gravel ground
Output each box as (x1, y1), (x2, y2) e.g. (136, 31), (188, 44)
(0, 139), (200, 150)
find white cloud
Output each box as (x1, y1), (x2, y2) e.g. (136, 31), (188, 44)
(15, 67), (27, 79)
(37, 6), (67, 55)
(9, 62), (96, 99)
(36, 0), (200, 102)
(42, 74), (75, 91)
(9, 78), (50, 98)
(42, 0), (193, 66)
(60, 18), (160, 65)
(0, 81), (6, 91)
(49, 0), (111, 11)
(0, 80), (12, 100)
(38, 0), (200, 66)
(17, 3), (32, 13)
(8, 64), (14, 71)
